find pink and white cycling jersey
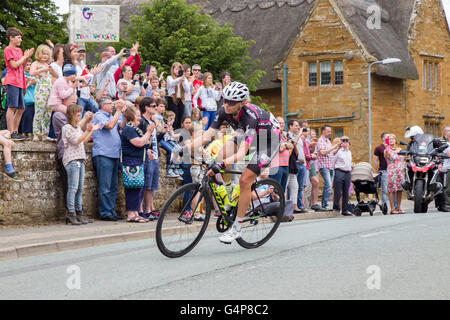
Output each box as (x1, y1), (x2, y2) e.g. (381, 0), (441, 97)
(210, 103), (281, 174)
(210, 103), (280, 145)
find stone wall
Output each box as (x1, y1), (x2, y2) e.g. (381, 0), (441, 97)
(0, 141), (181, 226)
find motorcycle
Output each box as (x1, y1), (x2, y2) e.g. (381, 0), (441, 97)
(399, 134), (449, 213)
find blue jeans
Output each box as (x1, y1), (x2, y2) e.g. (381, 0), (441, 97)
(379, 170), (397, 209)
(78, 97), (99, 116)
(270, 166), (289, 192)
(203, 110), (216, 130)
(379, 170), (388, 205)
(159, 140), (179, 169)
(48, 111), (56, 139)
(184, 100), (192, 117)
(296, 163), (307, 209)
(65, 160), (85, 212)
(319, 168), (334, 209)
(93, 155), (119, 217)
(19, 103), (34, 134)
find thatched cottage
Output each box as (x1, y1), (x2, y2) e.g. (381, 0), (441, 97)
(90, 0), (449, 163)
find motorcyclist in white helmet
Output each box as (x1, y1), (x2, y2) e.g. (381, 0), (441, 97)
(405, 126), (424, 152)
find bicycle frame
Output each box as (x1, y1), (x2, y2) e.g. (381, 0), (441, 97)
(204, 168), (272, 227)
(177, 162), (277, 228)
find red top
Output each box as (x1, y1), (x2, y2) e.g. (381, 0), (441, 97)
(114, 54), (141, 84)
(3, 46), (26, 89)
(192, 79), (203, 107)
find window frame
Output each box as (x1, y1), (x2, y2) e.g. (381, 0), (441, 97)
(334, 60), (344, 85)
(308, 62), (317, 87)
(320, 61), (332, 86)
(304, 58), (345, 88)
(422, 58), (441, 92)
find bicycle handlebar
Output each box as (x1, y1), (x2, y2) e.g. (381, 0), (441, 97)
(178, 148), (243, 175)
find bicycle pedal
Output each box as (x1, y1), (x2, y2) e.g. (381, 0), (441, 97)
(178, 217), (193, 224)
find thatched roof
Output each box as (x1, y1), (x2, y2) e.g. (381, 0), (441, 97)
(186, 0), (316, 89)
(335, 0), (419, 80)
(95, 0), (450, 88)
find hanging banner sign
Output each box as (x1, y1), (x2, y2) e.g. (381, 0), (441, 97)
(69, 5), (120, 42)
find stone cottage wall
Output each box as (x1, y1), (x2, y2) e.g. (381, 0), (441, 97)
(0, 141), (181, 226)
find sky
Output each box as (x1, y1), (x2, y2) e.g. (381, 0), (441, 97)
(52, 0), (450, 27)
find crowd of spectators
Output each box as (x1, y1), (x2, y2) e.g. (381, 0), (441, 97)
(1, 26), (449, 225)
(0, 27), (231, 224)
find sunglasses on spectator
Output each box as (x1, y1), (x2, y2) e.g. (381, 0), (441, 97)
(149, 104), (157, 108)
(193, 69), (201, 72)
(341, 139), (349, 142)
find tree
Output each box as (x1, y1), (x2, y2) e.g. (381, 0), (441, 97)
(0, 0), (68, 68)
(118, 0), (265, 92)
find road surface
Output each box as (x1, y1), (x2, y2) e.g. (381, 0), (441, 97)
(1, 209), (450, 300)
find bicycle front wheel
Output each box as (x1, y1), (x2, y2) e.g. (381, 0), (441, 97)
(236, 178), (285, 249)
(156, 182), (211, 258)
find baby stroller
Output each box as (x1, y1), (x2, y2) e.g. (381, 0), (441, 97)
(351, 162), (388, 216)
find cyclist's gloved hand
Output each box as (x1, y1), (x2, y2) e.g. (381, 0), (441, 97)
(210, 162), (224, 174)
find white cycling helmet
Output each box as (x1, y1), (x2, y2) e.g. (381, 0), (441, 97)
(223, 81), (249, 102)
(405, 125), (423, 138)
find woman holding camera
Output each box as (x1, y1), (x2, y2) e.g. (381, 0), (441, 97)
(193, 72), (221, 130)
(117, 65), (145, 103)
(166, 62), (190, 129)
(384, 133), (405, 214)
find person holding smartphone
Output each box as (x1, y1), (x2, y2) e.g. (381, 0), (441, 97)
(166, 62), (189, 129)
(373, 132), (389, 206)
(384, 134), (405, 214)
(333, 136), (353, 216)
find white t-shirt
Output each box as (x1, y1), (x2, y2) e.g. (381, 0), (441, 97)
(117, 78), (141, 103)
(76, 62), (92, 100)
(50, 62), (63, 79)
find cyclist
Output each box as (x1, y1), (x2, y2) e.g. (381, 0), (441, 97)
(184, 81), (281, 244)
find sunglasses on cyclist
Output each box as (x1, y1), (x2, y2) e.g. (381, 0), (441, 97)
(224, 99), (240, 106)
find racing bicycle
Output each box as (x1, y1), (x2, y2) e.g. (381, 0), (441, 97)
(155, 161), (285, 258)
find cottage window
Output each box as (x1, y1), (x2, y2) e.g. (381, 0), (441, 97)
(333, 127), (344, 139)
(334, 60), (343, 85)
(428, 62), (432, 90)
(423, 61), (427, 90)
(320, 61), (331, 86)
(424, 121), (439, 137)
(308, 62), (317, 86)
(423, 60), (440, 91)
(434, 63), (438, 90)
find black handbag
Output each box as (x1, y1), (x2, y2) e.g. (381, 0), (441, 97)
(288, 151), (298, 174)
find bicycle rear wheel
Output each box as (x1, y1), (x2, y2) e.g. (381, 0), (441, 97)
(156, 182), (211, 258)
(236, 178), (285, 249)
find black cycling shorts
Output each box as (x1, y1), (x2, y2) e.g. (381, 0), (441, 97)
(232, 128), (280, 176)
